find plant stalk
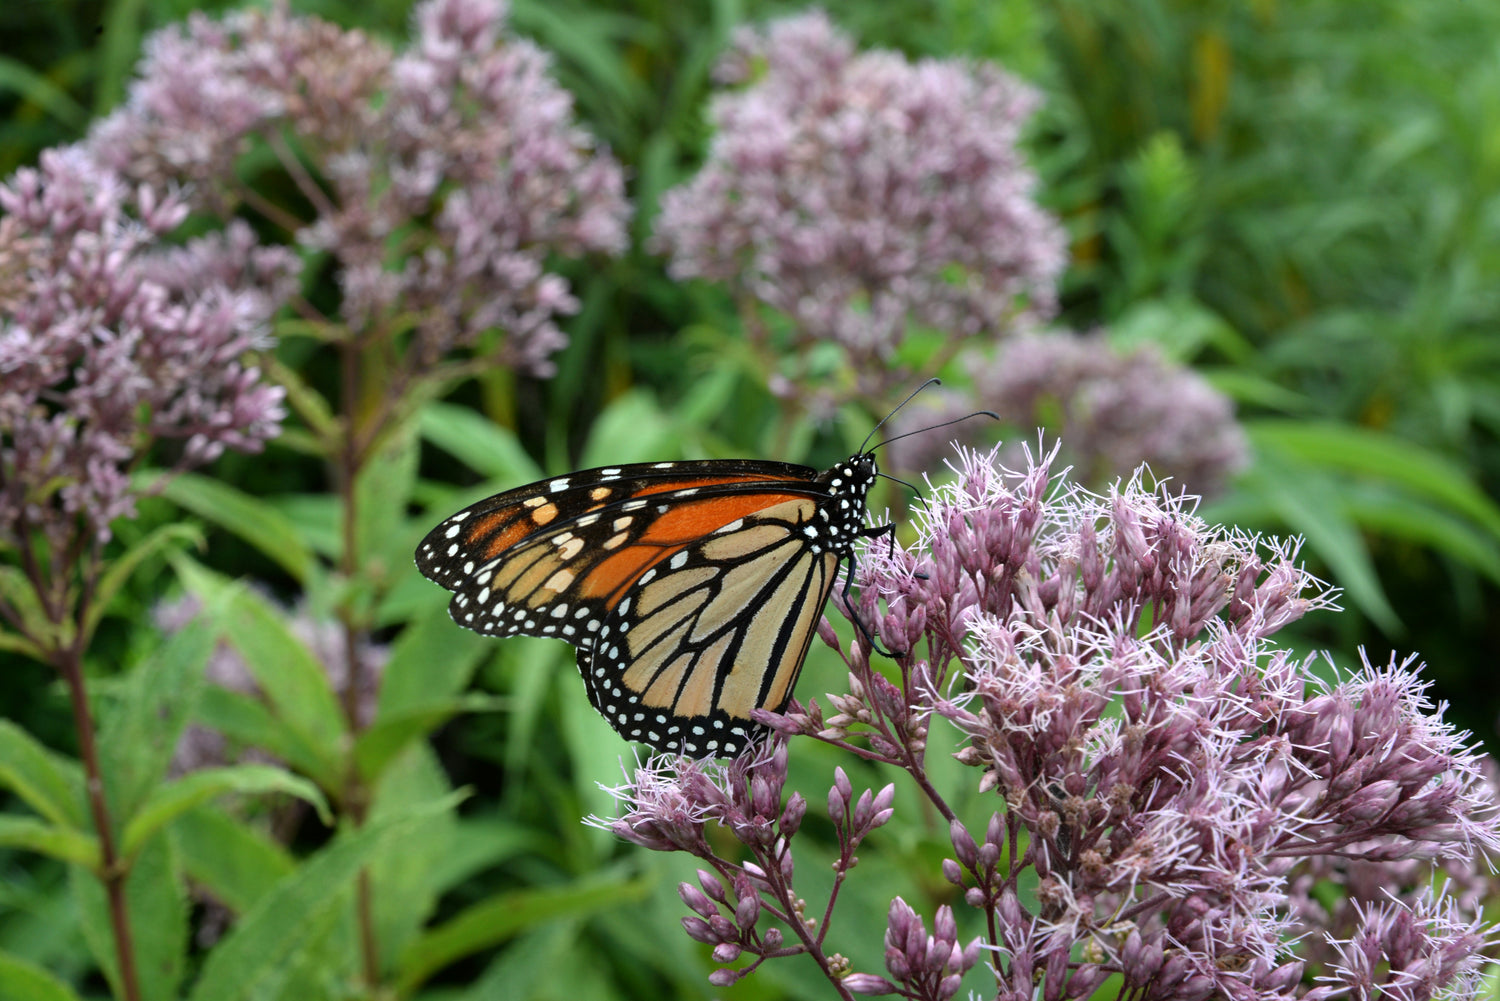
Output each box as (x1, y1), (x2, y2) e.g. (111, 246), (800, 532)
(57, 643), (141, 1001)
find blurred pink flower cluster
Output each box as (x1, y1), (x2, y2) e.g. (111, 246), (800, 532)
(0, 147), (296, 552)
(885, 332), (1249, 496)
(89, 0), (629, 376)
(656, 11), (1065, 399)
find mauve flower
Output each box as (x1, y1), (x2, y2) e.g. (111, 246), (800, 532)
(884, 331), (1248, 497)
(88, 0), (629, 378)
(655, 10), (1065, 403)
(596, 442), (1499, 999)
(0, 146), (294, 555)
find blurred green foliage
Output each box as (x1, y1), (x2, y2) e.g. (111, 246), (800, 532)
(1, 0), (1498, 998)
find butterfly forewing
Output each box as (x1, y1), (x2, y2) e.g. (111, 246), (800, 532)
(416, 454), (879, 757)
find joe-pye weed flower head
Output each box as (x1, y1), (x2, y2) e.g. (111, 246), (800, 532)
(655, 11), (1066, 408)
(0, 147), (294, 626)
(89, 0), (629, 381)
(883, 331), (1249, 498)
(595, 444), (1499, 1000)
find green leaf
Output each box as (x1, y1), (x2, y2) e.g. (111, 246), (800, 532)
(354, 695), (503, 782)
(0, 815), (99, 868)
(395, 870), (651, 995)
(122, 765), (330, 858)
(1341, 487), (1500, 583)
(173, 806), (295, 914)
(0, 950), (85, 1001)
(1249, 420), (1500, 537)
(354, 424), (419, 575)
(419, 403), (543, 482)
(155, 473), (315, 582)
(186, 795), (463, 1001)
(580, 390), (675, 468)
(98, 619), (213, 824)
(368, 745), (456, 970)
(377, 603), (490, 717)
(264, 355), (339, 441)
(0, 720), (85, 830)
(193, 686), (337, 786)
(1237, 457), (1401, 633)
(94, 0), (146, 114)
(0, 58), (89, 129)
(84, 523), (203, 639)
(174, 559), (347, 785)
(221, 589), (348, 770)
(0, 566), (56, 659)
(72, 834), (188, 1001)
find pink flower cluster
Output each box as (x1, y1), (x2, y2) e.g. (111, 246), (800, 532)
(0, 147), (296, 552)
(885, 332), (1249, 497)
(656, 12), (1065, 390)
(88, 0), (629, 376)
(598, 444), (1499, 1000)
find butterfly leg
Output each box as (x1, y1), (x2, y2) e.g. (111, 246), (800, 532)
(837, 552), (907, 660)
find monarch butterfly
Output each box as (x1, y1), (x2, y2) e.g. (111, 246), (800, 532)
(415, 387), (985, 758)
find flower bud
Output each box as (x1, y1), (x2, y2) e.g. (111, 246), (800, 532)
(950, 818), (978, 867)
(843, 973), (898, 995)
(781, 791), (807, 836)
(735, 891), (761, 929)
(681, 916), (717, 943)
(678, 881), (716, 918)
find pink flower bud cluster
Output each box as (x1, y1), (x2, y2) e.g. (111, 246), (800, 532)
(655, 12), (1065, 396)
(884, 331), (1249, 497)
(597, 442), (1499, 999)
(88, 0), (629, 377)
(1, 147), (296, 552)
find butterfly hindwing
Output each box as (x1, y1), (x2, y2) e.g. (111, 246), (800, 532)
(577, 496), (842, 756)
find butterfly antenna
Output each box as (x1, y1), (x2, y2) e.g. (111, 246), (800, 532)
(871, 410), (999, 453)
(876, 471), (930, 513)
(859, 378), (942, 454)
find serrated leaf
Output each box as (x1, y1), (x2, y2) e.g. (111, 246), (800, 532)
(186, 794), (462, 1001)
(353, 695), (503, 782)
(0, 720), (86, 830)
(122, 765), (330, 858)
(98, 620), (213, 824)
(0, 950), (85, 1001)
(394, 870), (651, 995)
(173, 806), (295, 914)
(193, 686), (334, 784)
(419, 403), (542, 482)
(377, 605), (490, 718)
(84, 523), (203, 639)
(155, 473), (314, 581)
(174, 559), (347, 784)
(0, 815), (99, 868)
